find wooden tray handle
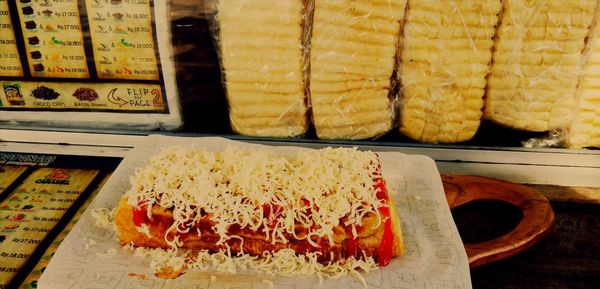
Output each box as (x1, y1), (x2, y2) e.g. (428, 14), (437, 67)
(441, 175), (555, 268)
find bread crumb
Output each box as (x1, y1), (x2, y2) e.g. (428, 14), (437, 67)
(84, 238), (96, 250)
(127, 273), (149, 280)
(91, 208), (115, 228)
(97, 248), (116, 257)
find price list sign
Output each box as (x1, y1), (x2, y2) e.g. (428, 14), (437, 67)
(0, 152), (121, 289)
(18, 173), (112, 289)
(0, 0), (23, 77)
(86, 0), (159, 80)
(0, 0), (181, 129)
(0, 168), (99, 288)
(16, 0), (89, 78)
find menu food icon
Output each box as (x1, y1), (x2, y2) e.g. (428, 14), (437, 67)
(28, 36), (39, 45)
(21, 6), (33, 15)
(33, 63), (44, 72)
(3, 83), (25, 105)
(30, 51), (42, 60)
(24, 20), (35, 30)
(31, 85), (60, 100)
(73, 88), (99, 102)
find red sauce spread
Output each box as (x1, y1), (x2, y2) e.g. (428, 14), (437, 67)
(132, 166), (395, 265)
(346, 238), (359, 258)
(344, 174), (394, 265)
(374, 177), (393, 266)
(133, 202), (148, 227)
(262, 203), (284, 228)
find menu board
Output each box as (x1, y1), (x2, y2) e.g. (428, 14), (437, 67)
(0, 0), (23, 77)
(86, 0), (159, 81)
(0, 152), (121, 289)
(0, 0), (181, 130)
(18, 173), (112, 289)
(16, 0), (89, 79)
(0, 168), (99, 287)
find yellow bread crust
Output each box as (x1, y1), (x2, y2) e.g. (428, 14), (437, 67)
(115, 194), (404, 260)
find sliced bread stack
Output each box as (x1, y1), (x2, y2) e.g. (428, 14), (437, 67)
(218, 0), (308, 137)
(568, 1), (600, 148)
(485, 0), (596, 132)
(309, 0), (407, 139)
(398, 0), (502, 143)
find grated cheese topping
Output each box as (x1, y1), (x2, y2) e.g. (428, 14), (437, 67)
(133, 247), (378, 283)
(136, 223), (152, 238)
(135, 247), (186, 273)
(126, 145), (387, 248)
(91, 208), (115, 228)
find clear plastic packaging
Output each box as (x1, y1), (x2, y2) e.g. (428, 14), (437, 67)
(567, 0), (600, 149)
(484, 0), (596, 134)
(398, 0), (502, 144)
(522, 129), (566, 148)
(208, 0), (310, 138)
(308, 0), (406, 140)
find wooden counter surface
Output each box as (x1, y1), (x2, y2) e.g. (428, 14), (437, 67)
(531, 185), (600, 204)
(467, 200), (600, 289)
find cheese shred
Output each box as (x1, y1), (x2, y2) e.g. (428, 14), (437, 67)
(91, 208), (115, 228)
(133, 247), (378, 283)
(126, 145), (387, 247)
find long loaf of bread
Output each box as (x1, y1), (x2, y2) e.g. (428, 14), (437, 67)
(309, 0), (407, 140)
(399, 0), (501, 143)
(115, 192), (404, 263)
(218, 0), (308, 137)
(485, 0), (596, 132)
(114, 146), (404, 269)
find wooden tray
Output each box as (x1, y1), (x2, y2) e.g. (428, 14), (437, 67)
(441, 175), (555, 268)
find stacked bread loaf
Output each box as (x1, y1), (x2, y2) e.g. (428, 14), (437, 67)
(398, 0), (501, 143)
(211, 0), (600, 148)
(568, 1), (600, 149)
(308, 0), (407, 139)
(485, 0), (596, 132)
(217, 0), (308, 137)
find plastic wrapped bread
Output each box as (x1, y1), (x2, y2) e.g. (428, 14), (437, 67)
(567, 2), (600, 149)
(485, 0), (596, 132)
(214, 0), (308, 137)
(398, 0), (501, 143)
(309, 0), (407, 140)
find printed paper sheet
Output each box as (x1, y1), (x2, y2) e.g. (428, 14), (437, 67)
(39, 135), (471, 289)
